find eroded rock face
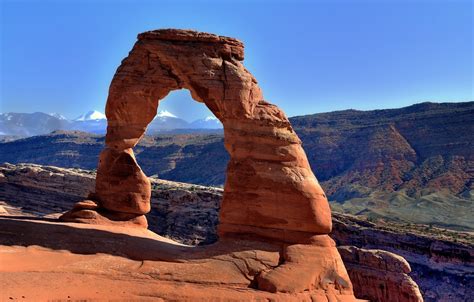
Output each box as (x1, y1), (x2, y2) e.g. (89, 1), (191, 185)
(89, 29), (330, 241)
(339, 246), (423, 302)
(61, 29), (333, 240)
(57, 29), (354, 298)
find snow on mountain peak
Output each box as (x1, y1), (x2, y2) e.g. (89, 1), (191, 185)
(189, 115), (223, 129)
(156, 110), (177, 118)
(204, 116), (218, 121)
(75, 110), (106, 121)
(1, 113), (13, 121)
(49, 113), (67, 120)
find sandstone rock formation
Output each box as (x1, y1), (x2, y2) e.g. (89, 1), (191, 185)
(331, 213), (473, 302)
(5, 163), (469, 301)
(62, 29), (332, 243)
(339, 246), (423, 302)
(58, 29), (357, 299)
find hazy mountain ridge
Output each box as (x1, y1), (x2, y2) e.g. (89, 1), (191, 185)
(0, 112), (70, 136)
(0, 110), (223, 136)
(0, 102), (472, 230)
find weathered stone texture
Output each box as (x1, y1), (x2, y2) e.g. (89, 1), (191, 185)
(57, 29), (355, 300)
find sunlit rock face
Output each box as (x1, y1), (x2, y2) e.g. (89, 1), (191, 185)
(62, 29), (332, 242)
(59, 29), (360, 299)
(2, 163), (429, 301)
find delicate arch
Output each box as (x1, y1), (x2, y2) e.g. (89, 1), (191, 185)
(64, 29), (332, 243)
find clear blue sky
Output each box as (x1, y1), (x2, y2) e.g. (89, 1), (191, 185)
(1, 0), (472, 121)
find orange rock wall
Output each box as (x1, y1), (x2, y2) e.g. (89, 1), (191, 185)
(61, 29), (360, 300)
(92, 29), (332, 242)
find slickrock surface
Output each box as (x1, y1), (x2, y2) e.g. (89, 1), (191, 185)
(0, 163), (445, 301)
(0, 217), (358, 302)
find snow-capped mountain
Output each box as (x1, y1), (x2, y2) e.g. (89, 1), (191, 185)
(0, 112), (71, 136)
(147, 110), (189, 133)
(74, 110), (106, 121)
(0, 110), (223, 137)
(70, 110), (107, 134)
(190, 116), (223, 129)
(49, 113), (67, 120)
(156, 110), (177, 118)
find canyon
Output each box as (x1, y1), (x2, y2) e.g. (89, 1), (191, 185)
(2, 163), (472, 301)
(1, 101), (472, 231)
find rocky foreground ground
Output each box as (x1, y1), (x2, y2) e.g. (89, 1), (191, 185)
(0, 163), (472, 301)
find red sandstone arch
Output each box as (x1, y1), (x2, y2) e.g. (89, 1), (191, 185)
(59, 29), (359, 299)
(62, 29), (332, 244)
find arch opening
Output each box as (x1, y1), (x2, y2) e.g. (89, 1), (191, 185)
(57, 29), (357, 299)
(134, 88), (227, 187)
(145, 89), (223, 135)
(61, 28), (333, 244)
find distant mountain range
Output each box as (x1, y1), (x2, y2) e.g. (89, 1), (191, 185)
(0, 110), (223, 137)
(0, 101), (472, 231)
(0, 112), (70, 137)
